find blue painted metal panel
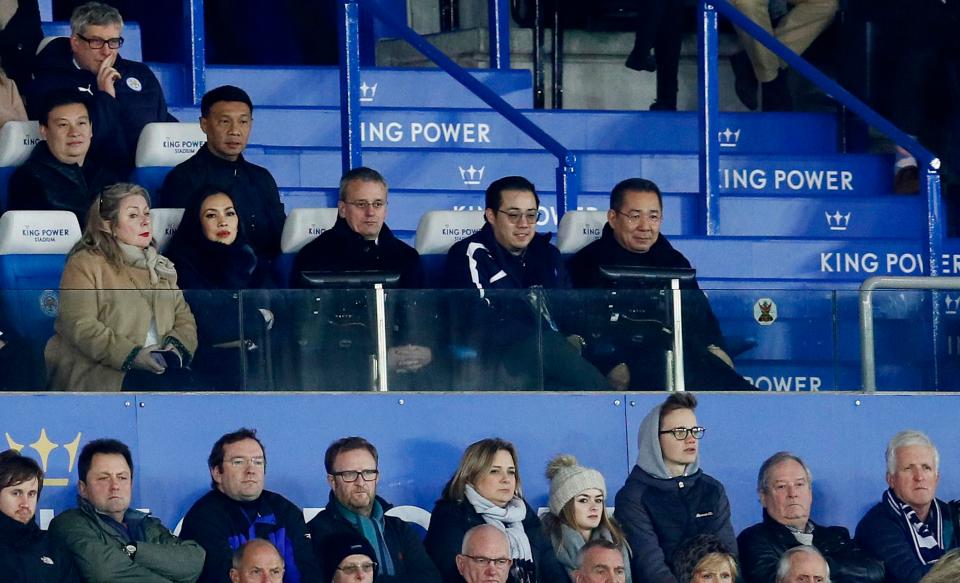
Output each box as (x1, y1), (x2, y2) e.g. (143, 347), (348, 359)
(149, 63), (187, 108)
(203, 67), (533, 109)
(40, 22), (142, 62)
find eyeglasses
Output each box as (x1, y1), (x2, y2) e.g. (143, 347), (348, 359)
(227, 457), (265, 468)
(497, 209), (539, 224)
(333, 469), (379, 482)
(461, 555), (512, 569)
(345, 200), (386, 210)
(658, 426), (706, 440)
(76, 33), (124, 49)
(337, 561), (377, 576)
(615, 210), (661, 225)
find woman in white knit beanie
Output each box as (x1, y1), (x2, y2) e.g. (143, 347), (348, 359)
(542, 454), (632, 582)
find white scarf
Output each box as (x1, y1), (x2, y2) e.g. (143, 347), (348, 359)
(118, 242), (177, 285)
(464, 484), (533, 561)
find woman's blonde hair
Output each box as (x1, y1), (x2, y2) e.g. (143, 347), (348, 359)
(441, 437), (523, 502)
(694, 552), (738, 582)
(541, 495), (629, 550)
(71, 183), (154, 268)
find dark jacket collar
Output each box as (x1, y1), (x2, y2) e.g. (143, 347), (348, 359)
(630, 462), (703, 491)
(0, 511), (42, 547)
(596, 223), (677, 262)
(329, 215), (399, 246)
(196, 143), (247, 168)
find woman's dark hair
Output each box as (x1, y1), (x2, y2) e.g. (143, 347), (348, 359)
(0, 449), (44, 496)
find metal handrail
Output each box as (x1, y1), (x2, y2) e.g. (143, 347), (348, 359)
(339, 0), (580, 217)
(860, 277), (960, 392)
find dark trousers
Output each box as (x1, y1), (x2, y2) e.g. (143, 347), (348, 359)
(632, 0), (685, 106)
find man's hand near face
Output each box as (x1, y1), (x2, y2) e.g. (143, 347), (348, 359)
(97, 51), (120, 97)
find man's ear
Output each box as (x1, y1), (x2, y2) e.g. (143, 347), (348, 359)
(606, 208), (617, 226)
(327, 473), (336, 490)
(484, 208), (496, 225)
(39, 124), (48, 141)
(337, 200), (347, 219)
(77, 479), (87, 499)
(211, 465), (223, 487)
(199, 116), (209, 136)
(455, 554), (466, 576)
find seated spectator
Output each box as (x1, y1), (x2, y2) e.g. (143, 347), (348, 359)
(231, 539), (285, 583)
(574, 539), (628, 583)
(165, 188), (275, 389)
(7, 90), (117, 224)
(456, 524), (512, 583)
(291, 166), (436, 389)
(738, 451), (883, 583)
(308, 436), (440, 583)
(424, 437), (566, 583)
(320, 532), (379, 583)
(179, 428), (320, 583)
(444, 175), (608, 390)
(542, 455), (632, 582)
(0, 69), (26, 128)
(920, 548), (960, 583)
(160, 85), (285, 266)
(0, 449), (79, 581)
(727, 0), (838, 111)
(45, 182), (198, 391)
(26, 2), (176, 173)
(568, 177), (753, 391)
(48, 438), (204, 581)
(671, 534), (738, 583)
(614, 393), (737, 583)
(0, 0), (42, 90)
(776, 546), (831, 583)
(855, 430), (957, 583)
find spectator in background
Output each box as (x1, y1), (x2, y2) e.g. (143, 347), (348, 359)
(614, 393), (738, 583)
(321, 531), (379, 583)
(160, 85), (286, 267)
(671, 534), (738, 583)
(180, 428), (321, 583)
(164, 188), (275, 390)
(424, 437), (567, 583)
(727, 0), (838, 111)
(0, 0), (41, 90)
(0, 449), (80, 582)
(624, 0), (684, 111)
(308, 436), (440, 583)
(574, 539), (628, 583)
(738, 452), (883, 583)
(456, 525), (512, 583)
(45, 183), (198, 391)
(7, 90), (117, 224)
(776, 546), (831, 583)
(48, 438), (205, 582)
(26, 1), (176, 173)
(855, 430), (957, 583)
(542, 455), (632, 582)
(231, 539), (286, 583)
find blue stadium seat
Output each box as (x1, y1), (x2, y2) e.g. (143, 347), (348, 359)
(131, 122), (206, 202)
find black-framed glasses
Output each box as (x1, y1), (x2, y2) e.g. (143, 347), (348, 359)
(332, 469), (379, 482)
(76, 33), (124, 49)
(461, 554), (512, 569)
(497, 209), (539, 224)
(337, 561), (377, 576)
(658, 426), (706, 440)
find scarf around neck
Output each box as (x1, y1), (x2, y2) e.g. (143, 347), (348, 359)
(118, 242), (177, 285)
(553, 523), (632, 583)
(884, 488), (946, 565)
(336, 498), (396, 576)
(465, 484), (533, 561)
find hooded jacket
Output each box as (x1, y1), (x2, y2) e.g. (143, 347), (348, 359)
(613, 401), (737, 583)
(0, 511), (80, 582)
(26, 37), (176, 173)
(48, 496), (204, 583)
(307, 492), (441, 583)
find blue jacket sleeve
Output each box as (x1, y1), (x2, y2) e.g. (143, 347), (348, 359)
(855, 505), (931, 583)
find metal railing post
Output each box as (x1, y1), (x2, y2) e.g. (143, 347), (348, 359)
(185, 0), (206, 105)
(488, 0), (511, 69)
(555, 152), (579, 219)
(925, 163), (944, 388)
(339, 0), (363, 173)
(697, 1), (719, 236)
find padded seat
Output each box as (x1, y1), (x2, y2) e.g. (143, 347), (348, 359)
(414, 210), (484, 287)
(276, 207), (339, 286)
(150, 208), (185, 252)
(0, 121), (41, 212)
(131, 122), (207, 202)
(556, 210), (606, 255)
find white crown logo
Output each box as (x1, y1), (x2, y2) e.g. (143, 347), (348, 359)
(718, 128), (741, 148)
(359, 82), (378, 102)
(458, 165), (485, 185)
(946, 295), (958, 315)
(825, 210), (851, 231)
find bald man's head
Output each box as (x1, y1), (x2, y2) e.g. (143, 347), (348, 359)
(230, 539), (285, 583)
(457, 525), (511, 583)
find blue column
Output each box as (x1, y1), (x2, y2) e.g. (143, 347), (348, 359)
(184, 0), (206, 105)
(697, 1), (719, 236)
(488, 0), (511, 69)
(555, 152), (579, 219)
(925, 162), (943, 388)
(339, 0), (363, 173)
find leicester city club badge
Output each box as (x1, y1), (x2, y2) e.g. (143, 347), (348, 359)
(126, 77), (142, 92)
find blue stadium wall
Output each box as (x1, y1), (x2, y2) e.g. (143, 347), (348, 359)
(4, 392), (959, 536)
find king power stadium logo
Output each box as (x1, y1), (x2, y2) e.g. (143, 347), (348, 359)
(5, 429), (82, 487)
(718, 127), (740, 148)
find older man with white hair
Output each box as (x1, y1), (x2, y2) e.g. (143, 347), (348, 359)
(776, 546), (831, 583)
(855, 430), (958, 583)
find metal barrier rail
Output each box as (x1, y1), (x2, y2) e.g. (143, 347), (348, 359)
(859, 277), (960, 392)
(337, 0), (580, 218)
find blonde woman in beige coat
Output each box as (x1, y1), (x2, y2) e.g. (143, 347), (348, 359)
(45, 183), (198, 391)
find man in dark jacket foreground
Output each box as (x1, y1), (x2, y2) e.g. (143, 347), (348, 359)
(737, 452), (884, 583)
(308, 436), (440, 583)
(180, 428), (320, 583)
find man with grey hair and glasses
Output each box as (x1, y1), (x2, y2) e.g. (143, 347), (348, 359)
(738, 452), (883, 583)
(456, 525), (511, 583)
(855, 430), (958, 583)
(26, 1), (176, 172)
(776, 546), (831, 583)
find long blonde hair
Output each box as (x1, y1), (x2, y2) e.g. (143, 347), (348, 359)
(71, 183), (154, 268)
(441, 437), (523, 502)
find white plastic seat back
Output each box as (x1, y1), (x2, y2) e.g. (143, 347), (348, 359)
(280, 208), (339, 254)
(150, 208), (185, 252)
(0, 121), (41, 167)
(414, 210), (485, 255)
(556, 210), (607, 254)
(135, 122), (206, 168)
(0, 210), (81, 255)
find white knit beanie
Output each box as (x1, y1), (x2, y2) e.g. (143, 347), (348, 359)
(546, 454), (606, 516)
